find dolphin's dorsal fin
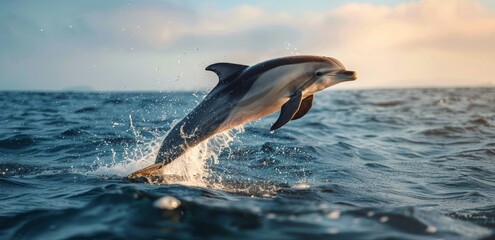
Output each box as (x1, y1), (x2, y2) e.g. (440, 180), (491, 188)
(206, 63), (248, 84)
(291, 94), (314, 120)
(271, 90), (303, 131)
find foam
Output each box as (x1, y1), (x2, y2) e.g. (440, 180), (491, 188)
(91, 124), (244, 187)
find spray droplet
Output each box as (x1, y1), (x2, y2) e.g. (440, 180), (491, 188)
(292, 183), (310, 189)
(176, 72), (183, 82)
(327, 211), (341, 219)
(153, 196), (181, 210)
(426, 225), (437, 233)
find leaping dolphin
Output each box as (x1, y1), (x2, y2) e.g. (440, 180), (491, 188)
(127, 55), (357, 180)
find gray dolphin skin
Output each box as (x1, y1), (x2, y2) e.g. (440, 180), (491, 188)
(128, 55), (357, 179)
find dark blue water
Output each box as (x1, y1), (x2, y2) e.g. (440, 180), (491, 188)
(1, 88), (494, 239)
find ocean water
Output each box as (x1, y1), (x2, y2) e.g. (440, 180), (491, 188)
(0, 88), (494, 239)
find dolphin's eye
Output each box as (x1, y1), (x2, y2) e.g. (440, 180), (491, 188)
(315, 72), (323, 77)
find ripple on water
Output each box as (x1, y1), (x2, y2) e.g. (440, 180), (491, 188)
(0, 163), (44, 177)
(371, 100), (404, 107)
(448, 205), (495, 228)
(74, 107), (99, 113)
(364, 163), (392, 170)
(0, 134), (36, 150)
(60, 128), (87, 137)
(468, 118), (492, 127)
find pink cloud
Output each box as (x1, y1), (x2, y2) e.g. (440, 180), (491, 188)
(308, 0), (495, 88)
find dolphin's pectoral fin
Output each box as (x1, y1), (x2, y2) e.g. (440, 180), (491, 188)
(291, 94), (314, 120)
(206, 63), (249, 84)
(271, 90), (303, 131)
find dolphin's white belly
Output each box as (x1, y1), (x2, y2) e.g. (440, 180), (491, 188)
(217, 64), (314, 132)
(215, 95), (283, 133)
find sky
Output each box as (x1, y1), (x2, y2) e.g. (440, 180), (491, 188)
(1, 0), (495, 91)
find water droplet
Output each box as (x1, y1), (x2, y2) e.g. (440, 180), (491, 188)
(426, 225), (437, 233)
(40, 28), (44, 32)
(251, 206), (261, 213)
(176, 72), (183, 82)
(292, 183), (310, 189)
(379, 216), (389, 223)
(327, 211), (341, 219)
(153, 196), (181, 210)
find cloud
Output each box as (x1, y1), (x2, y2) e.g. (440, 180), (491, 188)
(297, 0), (495, 88)
(330, 0), (495, 53)
(1, 0), (494, 90)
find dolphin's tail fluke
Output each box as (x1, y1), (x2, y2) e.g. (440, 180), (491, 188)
(126, 163), (164, 181)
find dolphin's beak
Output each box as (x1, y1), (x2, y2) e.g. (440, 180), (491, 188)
(336, 70), (357, 81)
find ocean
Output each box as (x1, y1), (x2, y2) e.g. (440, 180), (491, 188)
(0, 88), (494, 239)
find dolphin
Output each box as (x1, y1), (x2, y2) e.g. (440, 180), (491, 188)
(127, 55), (356, 180)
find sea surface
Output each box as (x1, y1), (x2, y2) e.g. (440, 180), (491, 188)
(0, 88), (494, 239)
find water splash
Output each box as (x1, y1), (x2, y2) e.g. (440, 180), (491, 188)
(151, 127), (244, 187)
(91, 119), (285, 196)
(92, 124), (244, 188)
(90, 135), (162, 178)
